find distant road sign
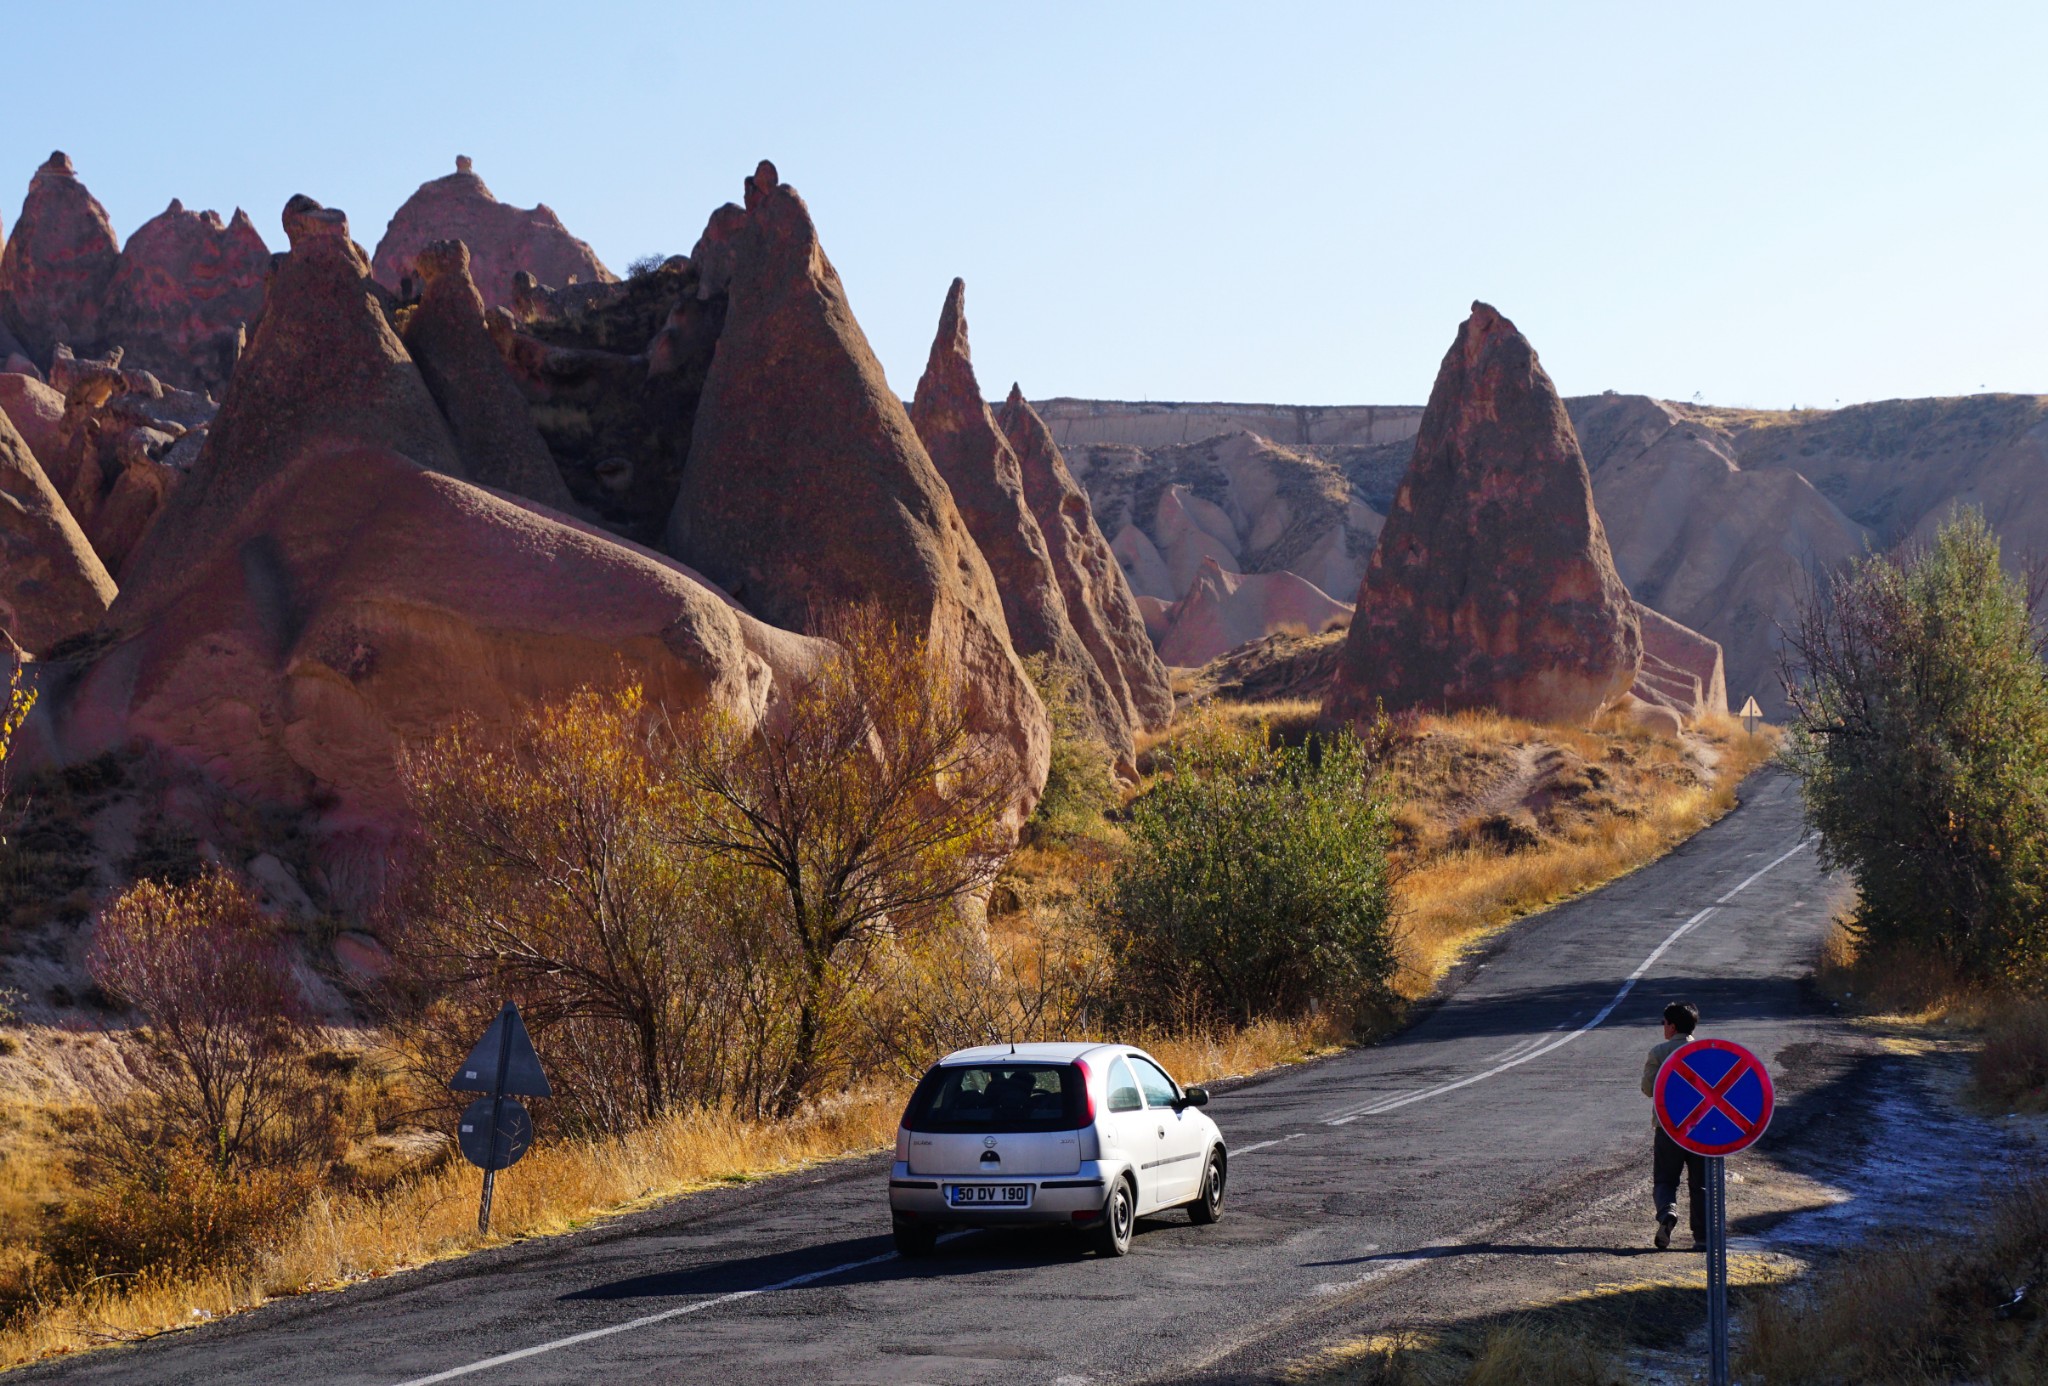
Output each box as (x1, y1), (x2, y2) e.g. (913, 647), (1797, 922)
(1654, 1038), (1774, 1156)
(459, 1095), (533, 1171)
(1738, 697), (1763, 734)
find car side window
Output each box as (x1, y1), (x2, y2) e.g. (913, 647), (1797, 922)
(1131, 1056), (1180, 1109)
(1106, 1058), (1143, 1113)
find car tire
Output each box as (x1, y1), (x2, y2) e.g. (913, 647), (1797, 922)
(1093, 1175), (1136, 1257)
(893, 1223), (938, 1258)
(1188, 1149), (1226, 1225)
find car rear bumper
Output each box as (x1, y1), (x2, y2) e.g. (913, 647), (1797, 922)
(888, 1161), (1116, 1225)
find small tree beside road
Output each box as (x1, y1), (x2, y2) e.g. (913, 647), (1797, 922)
(1782, 510), (2048, 986)
(665, 608), (1019, 1114)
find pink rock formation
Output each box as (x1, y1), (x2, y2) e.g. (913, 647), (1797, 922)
(399, 239), (572, 509)
(664, 163), (1048, 816)
(1000, 384), (1174, 732)
(48, 444), (827, 827)
(1153, 484), (1241, 595)
(0, 404), (115, 654)
(45, 356), (215, 578)
(0, 153), (120, 364)
(910, 281), (1132, 761)
(372, 157), (615, 311)
(28, 193), (827, 833)
(100, 200), (270, 394)
(1628, 601), (1727, 723)
(1111, 523), (1176, 601)
(1327, 303), (1641, 725)
(1569, 392), (1871, 717)
(116, 196), (465, 609)
(0, 371), (64, 466)
(1156, 557), (1352, 668)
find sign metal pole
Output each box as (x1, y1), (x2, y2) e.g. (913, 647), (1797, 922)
(1706, 1155), (1729, 1386)
(478, 1013), (514, 1236)
(1653, 1037), (1772, 1386)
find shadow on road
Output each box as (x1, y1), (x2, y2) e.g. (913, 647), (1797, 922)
(561, 1222), (1170, 1302)
(1303, 1242), (1664, 1269)
(1370, 971), (1815, 1047)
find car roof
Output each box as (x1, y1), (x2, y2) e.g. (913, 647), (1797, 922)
(936, 1042), (1125, 1066)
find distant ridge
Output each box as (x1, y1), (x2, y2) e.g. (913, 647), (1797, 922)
(1032, 397), (1423, 450)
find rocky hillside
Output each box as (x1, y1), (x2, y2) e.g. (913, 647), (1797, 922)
(1052, 390), (2048, 712)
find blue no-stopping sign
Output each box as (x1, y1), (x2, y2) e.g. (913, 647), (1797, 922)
(1653, 1038), (1774, 1157)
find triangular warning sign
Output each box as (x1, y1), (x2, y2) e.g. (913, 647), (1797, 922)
(450, 1001), (551, 1097)
(1738, 696), (1763, 719)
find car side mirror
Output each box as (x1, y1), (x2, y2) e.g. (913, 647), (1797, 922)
(1177, 1085), (1210, 1110)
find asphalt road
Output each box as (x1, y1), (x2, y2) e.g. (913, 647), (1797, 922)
(18, 769), (1836, 1386)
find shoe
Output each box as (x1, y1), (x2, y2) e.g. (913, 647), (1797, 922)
(1692, 1236), (1708, 1251)
(1654, 1214), (1676, 1250)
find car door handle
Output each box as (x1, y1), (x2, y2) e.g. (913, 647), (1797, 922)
(1156, 1126), (1165, 1139)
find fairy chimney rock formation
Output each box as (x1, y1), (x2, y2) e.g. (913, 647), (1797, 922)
(999, 383), (1175, 732)
(114, 195), (464, 611)
(372, 156), (615, 310)
(0, 153), (120, 364)
(1326, 302), (1640, 725)
(399, 239), (572, 509)
(665, 162), (1049, 815)
(100, 199), (269, 394)
(0, 404), (116, 653)
(910, 280), (1132, 761)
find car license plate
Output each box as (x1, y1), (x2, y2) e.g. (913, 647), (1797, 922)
(947, 1184), (1031, 1207)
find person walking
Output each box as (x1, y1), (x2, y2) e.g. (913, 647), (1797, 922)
(1643, 1000), (1706, 1250)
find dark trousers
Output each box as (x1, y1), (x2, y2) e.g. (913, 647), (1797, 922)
(1653, 1127), (1706, 1239)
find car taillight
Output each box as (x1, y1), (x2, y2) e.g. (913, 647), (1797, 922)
(1073, 1058), (1096, 1125)
(895, 1127), (911, 1161)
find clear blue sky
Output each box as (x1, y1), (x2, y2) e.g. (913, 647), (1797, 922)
(3, 1), (2041, 408)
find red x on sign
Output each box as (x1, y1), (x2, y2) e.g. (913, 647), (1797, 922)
(1653, 1038), (1774, 1156)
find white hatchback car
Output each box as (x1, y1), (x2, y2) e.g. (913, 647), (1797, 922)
(887, 1042), (1226, 1257)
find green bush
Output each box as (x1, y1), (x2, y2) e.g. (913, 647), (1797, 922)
(1782, 510), (2048, 985)
(1104, 720), (1395, 1025)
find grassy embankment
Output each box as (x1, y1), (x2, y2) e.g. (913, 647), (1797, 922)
(0, 708), (1774, 1369)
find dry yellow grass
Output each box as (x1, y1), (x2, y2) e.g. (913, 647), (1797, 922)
(1386, 711), (1776, 997)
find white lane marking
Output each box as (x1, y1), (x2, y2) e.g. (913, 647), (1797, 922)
(1233, 1132), (1305, 1156)
(389, 1233), (968, 1385)
(1323, 837), (1810, 1126)
(1476, 1032), (1556, 1065)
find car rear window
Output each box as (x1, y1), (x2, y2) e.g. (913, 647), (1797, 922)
(904, 1062), (1085, 1133)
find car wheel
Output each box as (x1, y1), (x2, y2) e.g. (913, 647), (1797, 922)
(1189, 1150), (1226, 1226)
(1093, 1176), (1136, 1257)
(893, 1223), (938, 1257)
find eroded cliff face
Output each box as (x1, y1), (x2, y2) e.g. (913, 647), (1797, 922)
(911, 280), (1136, 765)
(26, 191), (827, 849)
(0, 153), (119, 365)
(664, 163), (1049, 818)
(372, 156), (614, 311)
(1326, 302), (1641, 726)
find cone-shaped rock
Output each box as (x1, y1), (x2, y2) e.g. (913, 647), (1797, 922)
(910, 280), (1132, 762)
(0, 404), (115, 653)
(999, 384), (1174, 733)
(101, 200), (269, 394)
(1326, 302), (1640, 724)
(400, 239), (572, 509)
(665, 163), (1049, 813)
(0, 153), (120, 363)
(115, 196), (465, 613)
(373, 156), (614, 310)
